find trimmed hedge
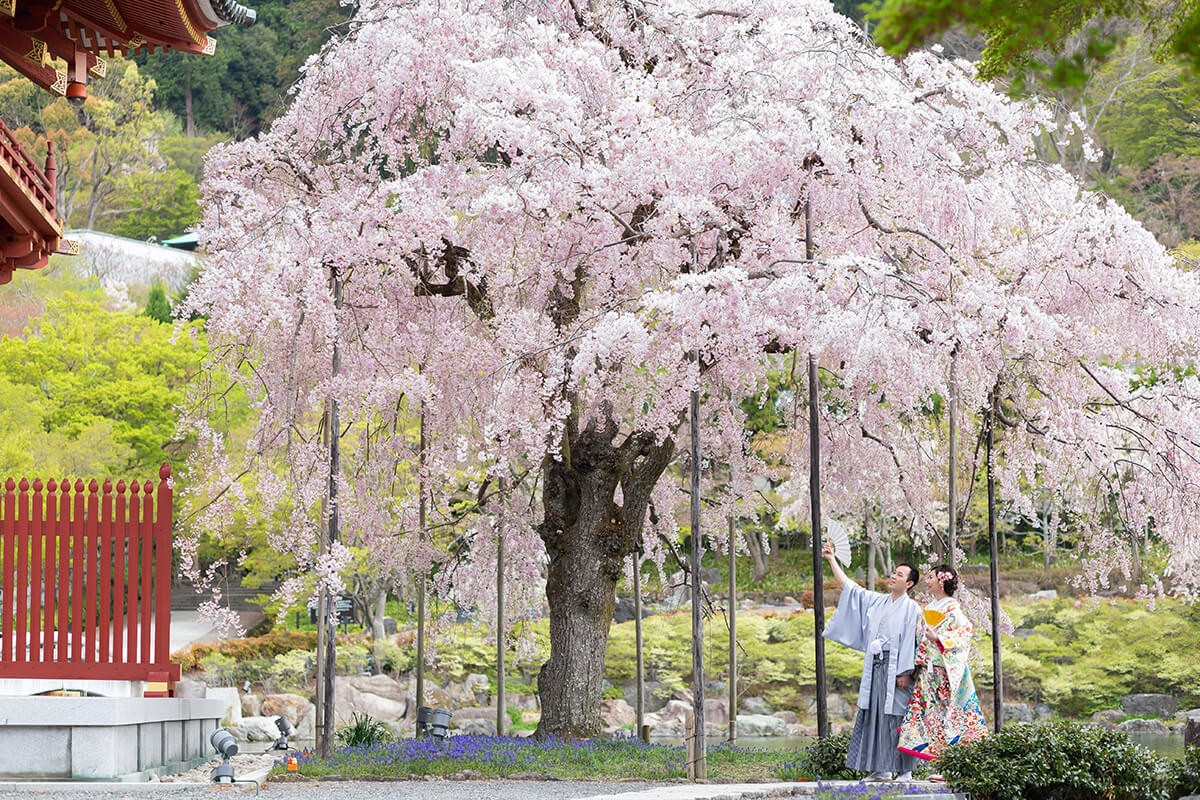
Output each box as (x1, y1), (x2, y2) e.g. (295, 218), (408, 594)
(939, 721), (1171, 800)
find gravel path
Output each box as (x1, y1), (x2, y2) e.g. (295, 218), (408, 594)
(0, 778), (669, 800)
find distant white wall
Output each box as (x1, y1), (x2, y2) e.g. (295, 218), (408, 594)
(65, 230), (201, 294)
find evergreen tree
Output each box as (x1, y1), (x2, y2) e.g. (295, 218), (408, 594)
(143, 282), (173, 323)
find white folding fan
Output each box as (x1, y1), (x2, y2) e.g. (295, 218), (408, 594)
(825, 518), (852, 566)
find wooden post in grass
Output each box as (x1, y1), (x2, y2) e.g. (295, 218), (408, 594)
(416, 409), (427, 715)
(496, 521), (506, 736)
(633, 550), (644, 738)
(689, 386), (707, 779)
(987, 387), (1003, 732)
(728, 516), (737, 745)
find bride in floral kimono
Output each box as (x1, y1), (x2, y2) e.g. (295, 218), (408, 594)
(897, 564), (989, 762)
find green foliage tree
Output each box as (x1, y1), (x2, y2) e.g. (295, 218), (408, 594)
(143, 282), (173, 323)
(869, 0), (1200, 89)
(0, 294), (205, 472)
(136, 0), (347, 136)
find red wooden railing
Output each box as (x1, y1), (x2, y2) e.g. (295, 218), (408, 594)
(0, 463), (179, 689)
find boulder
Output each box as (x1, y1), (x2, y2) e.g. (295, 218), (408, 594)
(383, 616), (398, 635)
(736, 714), (787, 737)
(1033, 703), (1054, 721)
(507, 693), (539, 711)
(773, 710), (799, 725)
(600, 699), (636, 728)
(454, 707), (498, 723)
(1182, 708), (1200, 720)
(261, 693), (314, 726)
(805, 692), (854, 721)
(654, 700), (692, 735)
(235, 716), (281, 742)
(787, 723), (817, 737)
(1029, 589), (1058, 600)
(1090, 710), (1125, 728)
(456, 718), (498, 736)
(333, 674), (408, 725)
(1121, 693), (1176, 719)
(520, 711), (540, 725)
(613, 597), (653, 623)
(740, 696), (773, 716)
(296, 706), (317, 740)
(464, 673), (491, 705)
(1003, 703), (1034, 724)
(703, 697), (728, 724)
(240, 693), (262, 718)
(207, 687), (242, 727)
(1117, 718), (1170, 735)
(175, 679), (206, 699)
(443, 680), (478, 708)
(623, 681), (670, 713)
(699, 567), (722, 586)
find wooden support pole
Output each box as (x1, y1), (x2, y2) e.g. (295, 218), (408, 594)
(810, 352), (828, 740)
(633, 551), (644, 738)
(319, 263), (342, 759)
(689, 385), (706, 779)
(416, 409), (427, 715)
(805, 196), (829, 740)
(948, 351), (957, 568)
(987, 388), (1003, 732)
(728, 516), (737, 745)
(496, 522), (506, 736)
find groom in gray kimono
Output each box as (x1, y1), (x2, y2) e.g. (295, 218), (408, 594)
(822, 542), (920, 781)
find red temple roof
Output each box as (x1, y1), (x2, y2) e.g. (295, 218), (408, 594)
(0, 0), (255, 285)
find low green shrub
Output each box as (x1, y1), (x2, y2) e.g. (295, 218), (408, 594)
(335, 712), (393, 748)
(267, 649), (313, 691)
(800, 731), (859, 780)
(1171, 745), (1200, 800)
(938, 721), (1171, 800)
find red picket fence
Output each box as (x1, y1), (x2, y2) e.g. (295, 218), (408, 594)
(0, 463), (179, 690)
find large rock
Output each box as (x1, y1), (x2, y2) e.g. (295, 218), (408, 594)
(175, 679), (206, 699)
(613, 597), (653, 623)
(1034, 703), (1054, 721)
(261, 693), (315, 726)
(773, 710), (799, 725)
(507, 693), (539, 711)
(235, 716), (282, 742)
(740, 696), (773, 716)
(1003, 703), (1034, 724)
(805, 692), (855, 721)
(736, 714), (787, 737)
(600, 699), (636, 728)
(1090, 709), (1125, 728)
(240, 693), (262, 718)
(207, 687), (242, 727)
(464, 674), (491, 705)
(457, 718), (497, 736)
(1117, 718), (1170, 735)
(333, 674), (409, 725)
(624, 681), (670, 713)
(703, 698), (728, 725)
(296, 706), (317, 739)
(1121, 693), (1176, 719)
(453, 707), (498, 723)
(653, 700), (692, 735)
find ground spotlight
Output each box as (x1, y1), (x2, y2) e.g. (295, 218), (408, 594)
(430, 708), (452, 740)
(210, 727), (238, 783)
(271, 715), (295, 750)
(416, 706), (432, 739)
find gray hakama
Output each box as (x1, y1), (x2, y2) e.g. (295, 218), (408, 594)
(845, 650), (917, 774)
(823, 581), (921, 775)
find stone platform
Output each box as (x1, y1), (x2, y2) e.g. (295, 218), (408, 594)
(0, 696), (225, 780)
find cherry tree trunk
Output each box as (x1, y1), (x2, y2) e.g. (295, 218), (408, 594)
(535, 419), (674, 738)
